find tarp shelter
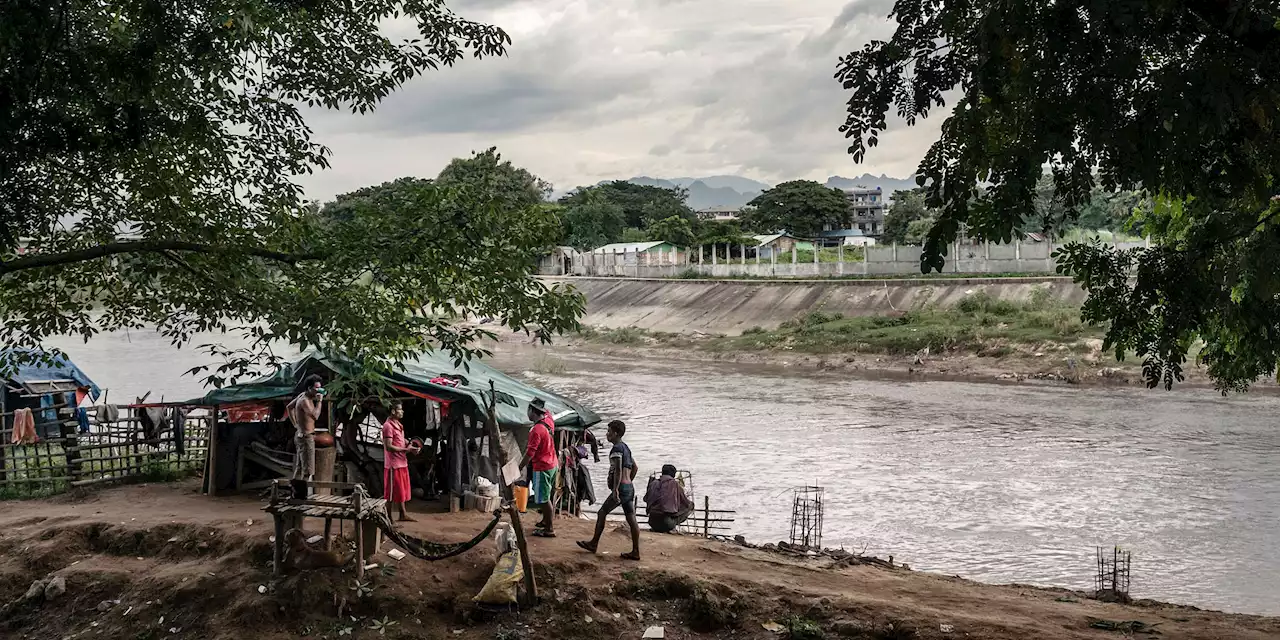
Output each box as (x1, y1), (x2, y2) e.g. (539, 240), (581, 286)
(186, 350), (599, 430)
(2, 349), (102, 440)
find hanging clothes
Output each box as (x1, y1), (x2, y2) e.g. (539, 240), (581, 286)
(142, 407), (165, 442)
(76, 407), (91, 434)
(575, 464), (596, 505)
(10, 408), (36, 445)
(97, 405), (120, 424)
(169, 407), (186, 456)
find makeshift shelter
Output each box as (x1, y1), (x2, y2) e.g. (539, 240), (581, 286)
(189, 350), (601, 506)
(1, 349), (101, 441)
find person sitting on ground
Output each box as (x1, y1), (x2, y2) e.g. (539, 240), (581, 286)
(520, 398), (558, 537)
(382, 400), (420, 522)
(645, 464), (694, 534)
(577, 419), (641, 560)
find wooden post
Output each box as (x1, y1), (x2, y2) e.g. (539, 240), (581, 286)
(205, 407), (219, 496)
(1, 392), (8, 483)
(485, 381), (538, 605)
(703, 496), (710, 538)
(61, 419), (82, 483)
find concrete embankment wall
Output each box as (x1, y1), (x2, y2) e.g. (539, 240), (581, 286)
(546, 276), (1086, 335)
(555, 240), (1149, 278)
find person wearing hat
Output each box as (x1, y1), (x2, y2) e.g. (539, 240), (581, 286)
(520, 398), (558, 537)
(644, 464), (694, 534)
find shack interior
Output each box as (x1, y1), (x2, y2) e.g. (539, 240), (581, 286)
(190, 351), (602, 513)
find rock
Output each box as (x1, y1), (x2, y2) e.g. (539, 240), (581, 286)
(43, 576), (66, 601)
(831, 619), (870, 636)
(96, 600), (114, 612)
(257, 585), (267, 594)
(23, 579), (47, 601)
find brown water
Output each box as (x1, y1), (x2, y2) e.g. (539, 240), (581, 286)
(45, 332), (1280, 615)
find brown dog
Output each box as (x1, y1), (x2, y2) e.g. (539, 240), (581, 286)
(284, 529), (354, 571)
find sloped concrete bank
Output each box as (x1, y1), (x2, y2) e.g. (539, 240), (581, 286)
(544, 276), (1086, 335)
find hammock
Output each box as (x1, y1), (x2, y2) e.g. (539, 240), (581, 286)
(368, 506), (505, 562)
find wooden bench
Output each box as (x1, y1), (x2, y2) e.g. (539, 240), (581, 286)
(263, 479), (387, 578)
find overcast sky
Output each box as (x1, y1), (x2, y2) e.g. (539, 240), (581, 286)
(296, 0), (946, 202)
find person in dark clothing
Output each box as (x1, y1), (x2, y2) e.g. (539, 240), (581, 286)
(645, 464), (694, 533)
(577, 420), (641, 560)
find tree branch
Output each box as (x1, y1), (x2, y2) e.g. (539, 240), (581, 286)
(1183, 0), (1280, 52)
(0, 240), (323, 275)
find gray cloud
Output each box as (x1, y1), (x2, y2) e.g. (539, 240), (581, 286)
(295, 0), (938, 201)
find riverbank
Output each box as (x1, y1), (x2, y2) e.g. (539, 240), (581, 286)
(493, 293), (1240, 389)
(1, 481), (1275, 640)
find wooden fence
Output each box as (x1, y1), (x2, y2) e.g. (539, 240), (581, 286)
(0, 406), (211, 497)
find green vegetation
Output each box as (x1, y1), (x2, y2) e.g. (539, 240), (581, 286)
(705, 294), (1097, 356)
(837, 1), (1280, 391)
(1, 3), (582, 390)
(579, 291), (1100, 358)
(741, 181), (851, 238)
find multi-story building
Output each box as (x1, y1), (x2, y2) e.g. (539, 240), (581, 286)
(695, 205), (741, 222)
(842, 186), (887, 236)
(819, 186), (888, 244)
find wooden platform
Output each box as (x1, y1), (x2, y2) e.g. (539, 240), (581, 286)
(263, 479), (387, 578)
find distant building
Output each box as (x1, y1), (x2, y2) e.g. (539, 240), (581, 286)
(833, 186), (888, 237)
(818, 228), (876, 247)
(695, 205), (741, 222)
(591, 241), (683, 265)
(537, 246), (582, 275)
(752, 233), (814, 259)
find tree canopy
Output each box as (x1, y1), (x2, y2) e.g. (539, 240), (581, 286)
(559, 182), (694, 229)
(0, 1), (582, 385)
(837, 0), (1280, 391)
(882, 189), (935, 245)
(742, 181), (850, 238)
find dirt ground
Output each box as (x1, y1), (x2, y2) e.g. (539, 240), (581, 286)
(0, 482), (1275, 640)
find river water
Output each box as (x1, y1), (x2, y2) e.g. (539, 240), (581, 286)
(43, 332), (1280, 615)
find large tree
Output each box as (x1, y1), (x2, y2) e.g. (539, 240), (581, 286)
(882, 189), (934, 245)
(435, 147), (550, 210)
(837, 0), (1280, 391)
(0, 1), (582, 384)
(562, 191), (625, 250)
(742, 181), (850, 238)
(559, 182), (693, 229)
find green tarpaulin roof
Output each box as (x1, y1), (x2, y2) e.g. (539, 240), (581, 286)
(186, 350), (600, 431)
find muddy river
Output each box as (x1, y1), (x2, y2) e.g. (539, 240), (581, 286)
(44, 331), (1280, 615)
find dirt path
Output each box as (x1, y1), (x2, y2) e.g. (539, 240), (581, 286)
(0, 482), (1274, 640)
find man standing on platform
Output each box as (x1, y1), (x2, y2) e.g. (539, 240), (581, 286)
(287, 375), (324, 484)
(521, 398), (558, 538)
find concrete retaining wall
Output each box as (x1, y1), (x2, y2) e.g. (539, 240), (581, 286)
(551, 276), (1087, 335)
(563, 240), (1147, 279)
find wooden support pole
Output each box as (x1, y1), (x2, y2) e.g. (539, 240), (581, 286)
(485, 381), (538, 605)
(703, 496), (710, 538)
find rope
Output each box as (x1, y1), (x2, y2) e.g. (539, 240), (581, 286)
(368, 507), (505, 562)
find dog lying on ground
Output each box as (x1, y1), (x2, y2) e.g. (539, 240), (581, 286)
(284, 529), (354, 571)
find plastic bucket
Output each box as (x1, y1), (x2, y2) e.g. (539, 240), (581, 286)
(512, 485), (529, 513)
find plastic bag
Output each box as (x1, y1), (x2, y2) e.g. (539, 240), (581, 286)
(473, 549), (523, 604)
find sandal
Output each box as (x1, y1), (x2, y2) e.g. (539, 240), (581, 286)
(531, 529), (557, 538)
(621, 551), (641, 561)
(576, 540), (598, 553)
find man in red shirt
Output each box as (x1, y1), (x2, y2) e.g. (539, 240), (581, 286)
(520, 398), (558, 537)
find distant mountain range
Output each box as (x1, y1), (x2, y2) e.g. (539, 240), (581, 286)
(553, 173), (919, 210)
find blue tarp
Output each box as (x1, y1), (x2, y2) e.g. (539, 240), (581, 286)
(1, 349), (101, 401)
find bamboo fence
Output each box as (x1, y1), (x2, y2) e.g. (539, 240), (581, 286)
(0, 406), (210, 497)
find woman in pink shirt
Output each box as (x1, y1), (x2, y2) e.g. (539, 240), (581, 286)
(382, 401), (419, 522)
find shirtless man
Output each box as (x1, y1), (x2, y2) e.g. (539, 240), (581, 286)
(287, 375), (324, 483)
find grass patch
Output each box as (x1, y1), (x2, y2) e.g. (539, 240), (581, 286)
(577, 290), (1103, 358)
